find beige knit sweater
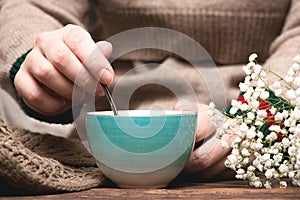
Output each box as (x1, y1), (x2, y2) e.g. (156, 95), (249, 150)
(0, 0), (300, 194)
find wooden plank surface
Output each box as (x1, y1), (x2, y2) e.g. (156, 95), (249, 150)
(1, 180), (299, 200)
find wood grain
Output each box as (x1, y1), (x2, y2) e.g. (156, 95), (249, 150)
(1, 180), (299, 200)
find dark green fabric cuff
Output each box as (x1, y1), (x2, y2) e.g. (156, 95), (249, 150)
(9, 49), (80, 124)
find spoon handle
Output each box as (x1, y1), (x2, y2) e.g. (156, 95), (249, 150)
(100, 83), (118, 115)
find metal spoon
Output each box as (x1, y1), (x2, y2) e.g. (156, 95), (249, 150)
(100, 83), (118, 115)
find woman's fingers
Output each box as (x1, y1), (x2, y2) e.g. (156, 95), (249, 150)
(174, 101), (234, 178)
(27, 49), (86, 101)
(184, 156), (235, 181)
(37, 31), (114, 98)
(62, 25), (114, 84)
(37, 31), (102, 97)
(195, 104), (216, 142)
(14, 63), (66, 116)
(174, 101), (216, 142)
(14, 24), (115, 116)
(184, 134), (237, 175)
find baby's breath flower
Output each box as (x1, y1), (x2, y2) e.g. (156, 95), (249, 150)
(227, 154), (238, 166)
(288, 146), (297, 156)
(262, 154), (271, 162)
(239, 82), (249, 92)
(264, 181), (272, 189)
(287, 68), (296, 77)
(273, 154), (283, 163)
(290, 108), (300, 120)
(241, 148), (250, 157)
(247, 112), (255, 120)
(242, 157), (250, 165)
(272, 81), (281, 89)
(254, 120), (264, 127)
(251, 73), (259, 81)
(293, 55), (300, 63)
(208, 102), (216, 110)
(280, 181), (287, 188)
(296, 89), (300, 97)
(240, 103), (249, 111)
(266, 132), (278, 141)
(274, 112), (283, 121)
(231, 99), (239, 107)
(244, 62), (255, 74)
(269, 106), (277, 115)
(265, 169), (274, 179)
(221, 140), (229, 148)
(257, 79), (265, 88)
(281, 110), (289, 118)
(292, 63), (300, 71)
(244, 76), (251, 84)
(294, 77), (300, 87)
(243, 64), (251, 75)
(247, 165), (256, 172)
(254, 64), (262, 75)
(207, 109), (214, 117)
(229, 107), (238, 115)
(257, 109), (267, 118)
(260, 70), (267, 78)
(284, 76), (294, 83)
(269, 125), (281, 133)
(257, 131), (264, 139)
(292, 179), (300, 187)
(279, 164), (289, 173)
(236, 169), (246, 179)
(286, 89), (296, 100)
(251, 141), (263, 151)
(260, 90), (269, 100)
(212, 54), (300, 188)
(284, 119), (291, 127)
(253, 180), (263, 188)
(239, 123), (249, 133)
(246, 129), (256, 139)
(250, 99), (260, 109)
(282, 138), (291, 149)
(264, 160), (272, 168)
(291, 126), (300, 136)
(289, 171), (295, 179)
(249, 53), (258, 62)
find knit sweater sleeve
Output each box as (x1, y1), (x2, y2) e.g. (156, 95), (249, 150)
(264, 0), (300, 76)
(0, 0), (90, 103)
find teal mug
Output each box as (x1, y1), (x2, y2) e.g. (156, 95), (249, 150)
(86, 110), (197, 188)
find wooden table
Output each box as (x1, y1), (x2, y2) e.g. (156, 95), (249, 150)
(1, 180), (299, 200)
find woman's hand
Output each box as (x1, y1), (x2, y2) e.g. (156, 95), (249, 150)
(174, 101), (235, 180)
(14, 24), (114, 116)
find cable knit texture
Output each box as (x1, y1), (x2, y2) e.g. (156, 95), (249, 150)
(0, 117), (104, 194)
(0, 0), (300, 195)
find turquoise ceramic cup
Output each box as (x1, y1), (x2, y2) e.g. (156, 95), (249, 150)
(86, 110), (197, 188)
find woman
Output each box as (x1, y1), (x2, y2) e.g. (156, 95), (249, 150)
(0, 0), (299, 192)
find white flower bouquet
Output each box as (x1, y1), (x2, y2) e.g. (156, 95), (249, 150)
(210, 54), (300, 188)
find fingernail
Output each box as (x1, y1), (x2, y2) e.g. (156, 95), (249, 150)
(98, 41), (112, 51)
(99, 68), (113, 84)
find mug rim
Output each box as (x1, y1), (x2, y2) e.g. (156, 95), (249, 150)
(86, 110), (197, 117)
